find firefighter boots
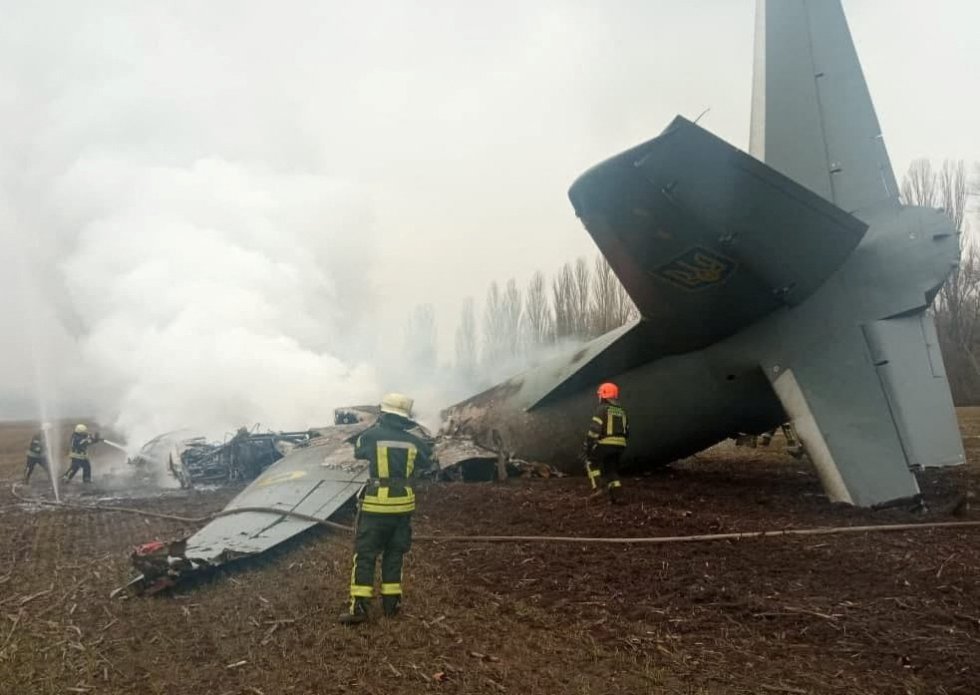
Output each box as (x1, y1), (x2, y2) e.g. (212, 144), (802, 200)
(338, 597), (370, 626)
(381, 595), (401, 618)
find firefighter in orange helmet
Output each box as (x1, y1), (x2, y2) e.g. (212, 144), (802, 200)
(583, 382), (629, 503)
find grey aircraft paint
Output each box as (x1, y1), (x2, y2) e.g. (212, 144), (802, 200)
(444, 0), (964, 507)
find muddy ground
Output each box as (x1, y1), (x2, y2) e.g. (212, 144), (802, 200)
(0, 416), (978, 695)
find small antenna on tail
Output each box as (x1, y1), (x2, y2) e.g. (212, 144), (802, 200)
(694, 107), (711, 125)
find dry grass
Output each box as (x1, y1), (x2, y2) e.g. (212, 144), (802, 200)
(1, 414), (979, 694)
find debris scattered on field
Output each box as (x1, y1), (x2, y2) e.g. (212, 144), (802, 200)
(116, 407), (525, 594)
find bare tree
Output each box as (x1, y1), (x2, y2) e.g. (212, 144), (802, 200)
(523, 271), (553, 349)
(902, 158), (979, 402)
(403, 304), (437, 376)
(552, 262), (575, 341)
(573, 257), (592, 337)
(901, 158), (938, 208)
(481, 281), (505, 365)
(589, 255), (617, 336)
(586, 254), (640, 336)
(502, 279), (523, 358)
(454, 297), (477, 380)
(937, 161), (970, 342)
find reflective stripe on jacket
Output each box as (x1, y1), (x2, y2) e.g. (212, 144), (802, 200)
(586, 400), (629, 448)
(355, 414), (432, 514)
(69, 432), (94, 460)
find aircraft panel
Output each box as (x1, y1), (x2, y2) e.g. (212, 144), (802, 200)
(182, 424), (369, 560)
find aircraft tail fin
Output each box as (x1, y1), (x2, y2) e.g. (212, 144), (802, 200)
(751, 0), (899, 216)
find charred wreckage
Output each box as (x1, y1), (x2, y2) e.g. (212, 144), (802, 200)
(118, 408), (555, 596)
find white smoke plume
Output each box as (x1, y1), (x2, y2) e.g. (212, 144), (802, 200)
(0, 2), (391, 448)
(59, 156), (381, 447)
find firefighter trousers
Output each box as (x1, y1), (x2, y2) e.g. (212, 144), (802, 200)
(64, 457), (91, 482)
(588, 445), (623, 492)
(349, 512), (412, 601)
(25, 456), (48, 481)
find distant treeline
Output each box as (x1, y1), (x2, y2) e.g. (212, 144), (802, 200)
(452, 255), (639, 379)
(902, 159), (980, 405)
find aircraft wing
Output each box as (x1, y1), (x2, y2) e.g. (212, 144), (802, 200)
(766, 311), (964, 507)
(124, 423), (371, 594)
(750, 0), (899, 217)
(182, 429), (369, 558)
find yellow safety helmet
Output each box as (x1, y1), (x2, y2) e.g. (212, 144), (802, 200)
(74, 423), (88, 434)
(379, 393), (414, 419)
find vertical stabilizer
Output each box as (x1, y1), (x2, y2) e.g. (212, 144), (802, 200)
(750, 0), (899, 216)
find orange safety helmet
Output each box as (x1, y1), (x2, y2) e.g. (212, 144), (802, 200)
(597, 382), (619, 400)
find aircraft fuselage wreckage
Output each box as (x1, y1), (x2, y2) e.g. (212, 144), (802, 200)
(445, 0), (965, 508)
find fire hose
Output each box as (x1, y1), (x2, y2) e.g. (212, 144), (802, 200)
(11, 483), (980, 545)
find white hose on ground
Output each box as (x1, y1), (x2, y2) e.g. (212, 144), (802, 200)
(10, 483), (980, 545)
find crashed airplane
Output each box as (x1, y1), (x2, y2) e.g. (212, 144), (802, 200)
(118, 0), (964, 595)
(444, 0), (965, 508)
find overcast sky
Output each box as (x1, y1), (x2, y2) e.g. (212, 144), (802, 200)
(1, 0), (978, 433)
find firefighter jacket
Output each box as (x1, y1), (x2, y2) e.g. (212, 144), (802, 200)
(69, 432), (96, 460)
(354, 413), (433, 515)
(26, 433), (46, 459)
(586, 399), (629, 451)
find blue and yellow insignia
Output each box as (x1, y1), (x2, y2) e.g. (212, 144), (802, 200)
(256, 470), (307, 487)
(654, 247), (736, 291)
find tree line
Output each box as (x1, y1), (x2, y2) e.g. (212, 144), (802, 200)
(901, 158), (980, 404)
(453, 255), (639, 383)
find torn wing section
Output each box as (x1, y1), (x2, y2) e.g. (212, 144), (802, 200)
(765, 326), (921, 507)
(124, 425), (372, 594)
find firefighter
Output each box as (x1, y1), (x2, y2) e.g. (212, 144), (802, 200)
(24, 425), (51, 483)
(63, 424), (100, 483)
(339, 393), (433, 626)
(584, 382), (629, 503)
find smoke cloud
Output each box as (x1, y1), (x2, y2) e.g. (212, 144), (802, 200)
(0, 2), (392, 445)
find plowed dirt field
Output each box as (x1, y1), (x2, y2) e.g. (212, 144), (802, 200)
(1, 416), (978, 694)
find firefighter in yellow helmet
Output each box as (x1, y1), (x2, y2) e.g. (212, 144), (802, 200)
(339, 393), (433, 625)
(63, 424), (100, 484)
(583, 382), (629, 503)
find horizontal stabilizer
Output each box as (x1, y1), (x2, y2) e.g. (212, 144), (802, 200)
(569, 117), (867, 357)
(523, 320), (645, 409)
